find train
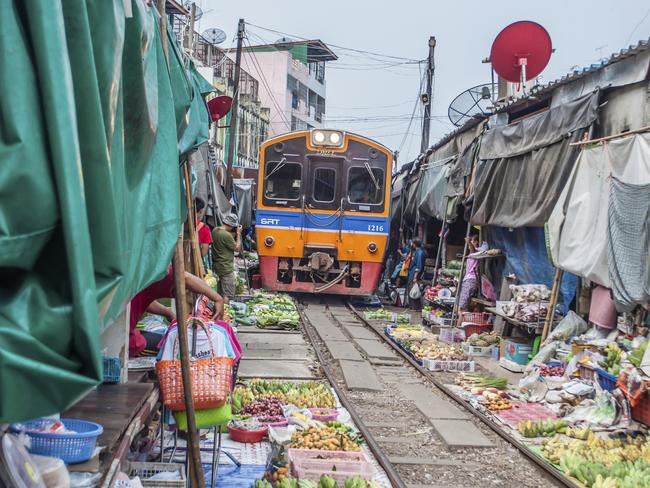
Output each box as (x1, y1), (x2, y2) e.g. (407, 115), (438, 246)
(255, 129), (392, 295)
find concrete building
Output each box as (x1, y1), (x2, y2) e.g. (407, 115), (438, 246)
(232, 40), (338, 137)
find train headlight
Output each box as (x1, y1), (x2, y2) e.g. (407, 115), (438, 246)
(368, 242), (378, 253)
(310, 129), (344, 148)
(264, 236), (275, 247)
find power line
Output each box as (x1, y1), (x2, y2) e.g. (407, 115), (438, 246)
(626, 6), (650, 45)
(244, 22), (421, 62)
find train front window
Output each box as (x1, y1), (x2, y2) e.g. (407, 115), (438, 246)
(312, 168), (336, 203)
(264, 161), (302, 201)
(347, 165), (384, 205)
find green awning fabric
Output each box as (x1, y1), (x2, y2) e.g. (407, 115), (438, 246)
(0, 0), (209, 422)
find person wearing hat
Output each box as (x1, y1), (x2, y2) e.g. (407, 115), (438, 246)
(211, 213), (241, 302)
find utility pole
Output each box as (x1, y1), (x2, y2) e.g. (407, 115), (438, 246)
(225, 18), (245, 198)
(420, 36), (436, 154)
(187, 3), (196, 56)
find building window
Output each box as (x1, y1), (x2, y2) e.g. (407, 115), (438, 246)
(309, 62), (325, 83)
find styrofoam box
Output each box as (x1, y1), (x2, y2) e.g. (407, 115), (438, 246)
(438, 327), (465, 343)
(423, 358), (475, 372)
(462, 343), (497, 357)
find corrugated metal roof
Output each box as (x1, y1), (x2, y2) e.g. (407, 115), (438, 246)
(423, 37), (650, 157)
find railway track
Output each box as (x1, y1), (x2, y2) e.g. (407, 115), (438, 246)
(296, 295), (570, 488)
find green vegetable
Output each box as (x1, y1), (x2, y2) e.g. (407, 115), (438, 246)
(630, 340), (648, 368)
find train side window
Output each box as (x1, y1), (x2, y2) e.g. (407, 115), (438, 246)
(312, 168), (336, 203)
(347, 166), (384, 205)
(264, 161), (302, 201)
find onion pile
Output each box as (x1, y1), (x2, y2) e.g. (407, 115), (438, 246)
(242, 397), (284, 417)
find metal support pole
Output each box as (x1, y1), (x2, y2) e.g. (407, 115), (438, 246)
(225, 19), (245, 198)
(420, 36), (436, 154)
(541, 268), (563, 343)
(451, 218), (474, 325)
(431, 197), (449, 284)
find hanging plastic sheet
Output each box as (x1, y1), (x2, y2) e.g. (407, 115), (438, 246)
(416, 161), (451, 220)
(484, 227), (578, 314)
(471, 92), (599, 227)
(233, 179), (254, 229)
(0, 1), (187, 422)
(547, 132), (650, 306)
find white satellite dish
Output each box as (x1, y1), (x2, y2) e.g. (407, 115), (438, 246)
(202, 28), (227, 45)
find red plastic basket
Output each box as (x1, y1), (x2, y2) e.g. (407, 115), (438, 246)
(462, 323), (492, 337)
(227, 425), (267, 443)
(617, 377), (650, 426)
(460, 312), (491, 326)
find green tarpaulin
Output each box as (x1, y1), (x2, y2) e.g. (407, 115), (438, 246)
(0, 0), (211, 422)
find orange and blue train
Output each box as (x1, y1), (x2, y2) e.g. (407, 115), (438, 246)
(255, 129), (392, 295)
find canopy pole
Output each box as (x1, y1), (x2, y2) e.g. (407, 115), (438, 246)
(541, 268), (563, 343)
(432, 196), (450, 285)
(183, 162), (205, 278)
(451, 218), (473, 325)
(569, 125), (650, 146)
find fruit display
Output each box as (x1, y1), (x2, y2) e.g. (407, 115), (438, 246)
(394, 335), (466, 361)
(364, 308), (409, 323)
(456, 373), (508, 391)
(289, 425), (362, 452)
(481, 390), (513, 411)
(242, 397), (285, 417)
(465, 332), (500, 348)
(247, 294), (300, 330)
(233, 380), (337, 413)
(601, 343), (623, 376)
(540, 363), (565, 377)
(255, 476), (382, 488)
(541, 433), (650, 487)
(517, 419), (567, 438)
(566, 427), (592, 440)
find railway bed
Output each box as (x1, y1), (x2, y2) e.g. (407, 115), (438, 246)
(295, 295), (568, 488)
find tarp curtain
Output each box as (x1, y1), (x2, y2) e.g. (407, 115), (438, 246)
(471, 92), (600, 227)
(233, 179), (254, 229)
(0, 0), (196, 422)
(484, 227), (578, 314)
(416, 161), (452, 220)
(547, 133), (650, 310)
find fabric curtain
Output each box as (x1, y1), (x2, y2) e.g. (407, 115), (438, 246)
(471, 92), (599, 227)
(0, 0), (208, 422)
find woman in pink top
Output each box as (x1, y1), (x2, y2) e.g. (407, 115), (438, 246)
(458, 234), (480, 311)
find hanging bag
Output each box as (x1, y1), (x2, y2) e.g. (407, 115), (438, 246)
(156, 318), (233, 411)
(399, 253), (412, 277)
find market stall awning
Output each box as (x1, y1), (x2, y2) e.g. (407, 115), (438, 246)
(0, 0), (208, 422)
(471, 91), (599, 227)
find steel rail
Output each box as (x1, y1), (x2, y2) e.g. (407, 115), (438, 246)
(297, 303), (409, 488)
(346, 303), (579, 488)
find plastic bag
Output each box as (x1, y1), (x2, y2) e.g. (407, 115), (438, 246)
(544, 311), (587, 345)
(525, 342), (558, 372)
(518, 369), (548, 402)
(563, 389), (617, 427)
(409, 282), (421, 300)
(510, 284), (551, 303)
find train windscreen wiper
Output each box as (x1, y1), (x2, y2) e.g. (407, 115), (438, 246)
(364, 162), (380, 191)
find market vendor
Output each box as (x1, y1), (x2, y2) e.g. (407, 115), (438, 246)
(195, 197), (212, 258)
(211, 213), (242, 302)
(407, 239), (426, 310)
(129, 267), (224, 357)
(458, 234), (480, 312)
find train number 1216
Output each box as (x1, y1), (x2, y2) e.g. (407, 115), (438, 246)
(368, 224), (384, 232)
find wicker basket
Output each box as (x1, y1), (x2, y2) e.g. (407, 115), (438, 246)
(128, 462), (186, 488)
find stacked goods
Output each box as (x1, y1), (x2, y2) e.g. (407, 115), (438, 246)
(539, 363), (565, 377)
(242, 397), (284, 418)
(502, 284), (552, 323)
(517, 419), (568, 438)
(456, 373), (508, 391)
(482, 389), (513, 411)
(255, 476), (382, 488)
(232, 380), (337, 413)
(403, 338), (465, 361)
(364, 309), (409, 323)
(541, 433), (650, 487)
(289, 425), (362, 452)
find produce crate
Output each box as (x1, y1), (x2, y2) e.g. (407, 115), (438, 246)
(102, 357), (121, 384)
(438, 327), (465, 343)
(577, 363), (596, 381)
(462, 343), (496, 357)
(461, 322), (492, 337)
(595, 368), (618, 392)
(288, 448), (374, 484)
(617, 378), (650, 426)
(460, 312), (491, 326)
(437, 317), (455, 327)
(423, 358), (475, 372)
(128, 462), (185, 488)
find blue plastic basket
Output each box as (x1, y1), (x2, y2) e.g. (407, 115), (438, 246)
(11, 418), (103, 464)
(596, 368), (618, 392)
(102, 356), (121, 384)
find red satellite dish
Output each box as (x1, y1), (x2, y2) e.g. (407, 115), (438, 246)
(490, 21), (552, 83)
(207, 95), (233, 121)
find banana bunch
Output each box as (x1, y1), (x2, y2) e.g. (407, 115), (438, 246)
(602, 342), (623, 376)
(517, 419), (567, 438)
(566, 427), (592, 440)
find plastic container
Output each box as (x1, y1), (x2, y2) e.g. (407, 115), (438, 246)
(259, 418), (289, 428)
(32, 455), (70, 488)
(460, 312), (491, 326)
(439, 327), (465, 343)
(128, 462), (186, 488)
(462, 322), (492, 337)
(596, 368), (618, 392)
(288, 448), (374, 484)
(617, 377), (650, 426)
(227, 425), (267, 443)
(10, 419), (103, 464)
(578, 363), (596, 381)
(102, 357), (121, 384)
(437, 317), (455, 328)
(462, 343), (496, 357)
(308, 408), (339, 422)
(423, 358), (475, 372)
(504, 338), (532, 365)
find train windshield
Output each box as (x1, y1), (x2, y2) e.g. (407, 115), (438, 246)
(264, 161), (302, 201)
(347, 166), (384, 205)
(313, 168), (336, 203)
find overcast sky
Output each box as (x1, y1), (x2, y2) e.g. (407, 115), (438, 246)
(197, 0), (650, 165)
